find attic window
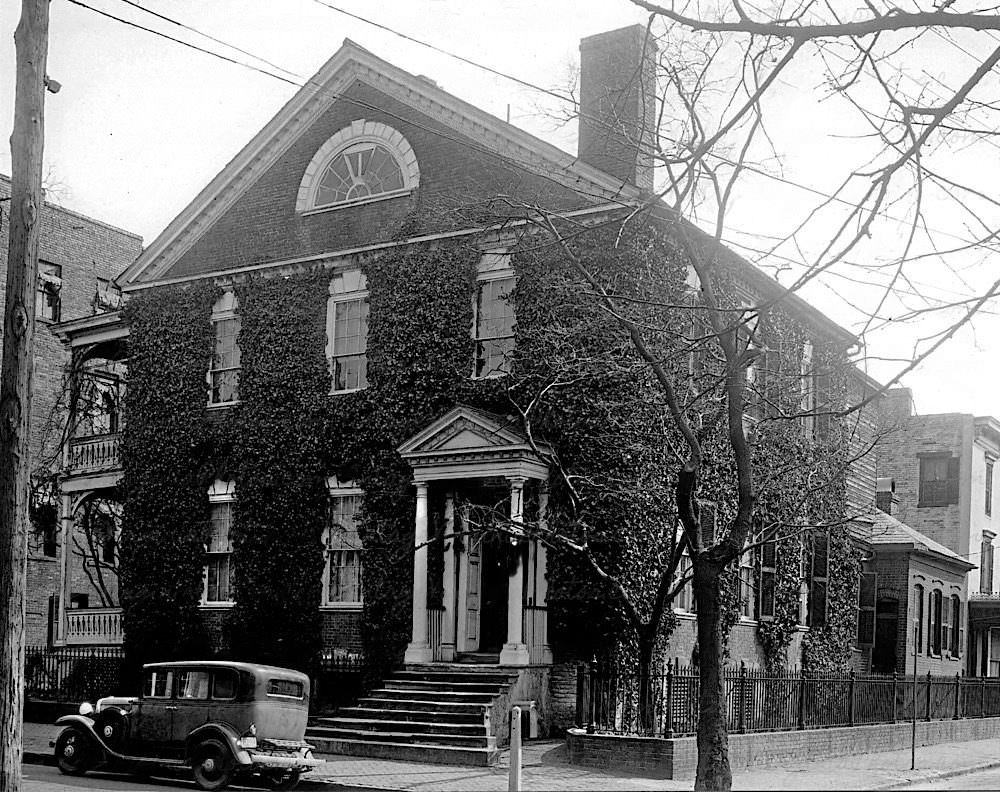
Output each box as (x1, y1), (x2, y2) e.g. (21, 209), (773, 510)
(297, 120), (419, 213)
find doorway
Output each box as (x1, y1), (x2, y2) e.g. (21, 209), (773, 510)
(873, 595), (899, 673)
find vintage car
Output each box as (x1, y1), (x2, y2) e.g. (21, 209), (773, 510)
(52, 660), (321, 790)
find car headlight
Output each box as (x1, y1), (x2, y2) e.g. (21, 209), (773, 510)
(78, 702), (94, 716)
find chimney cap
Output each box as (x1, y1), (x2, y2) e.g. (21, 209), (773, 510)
(876, 477), (895, 493)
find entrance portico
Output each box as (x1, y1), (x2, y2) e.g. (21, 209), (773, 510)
(398, 406), (552, 666)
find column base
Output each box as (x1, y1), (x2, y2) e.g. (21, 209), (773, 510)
(404, 642), (434, 664)
(438, 643), (456, 662)
(499, 642), (530, 666)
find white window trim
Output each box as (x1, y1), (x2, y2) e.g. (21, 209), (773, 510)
(327, 271), (370, 395)
(202, 479), (236, 608)
(471, 251), (515, 380)
(322, 476), (364, 610)
(296, 120), (420, 214)
(207, 291), (241, 408)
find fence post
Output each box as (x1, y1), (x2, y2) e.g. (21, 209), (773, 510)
(848, 670), (856, 727)
(797, 669), (806, 730)
(665, 660), (674, 739)
(575, 663), (585, 729)
(509, 705), (522, 792)
(892, 671), (898, 724)
(983, 676), (988, 718)
(954, 673), (961, 720)
(738, 662), (747, 734)
(587, 657), (597, 735)
(925, 671), (932, 722)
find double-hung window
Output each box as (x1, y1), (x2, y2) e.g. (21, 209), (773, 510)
(323, 477), (363, 608)
(204, 479), (235, 605)
(987, 457), (995, 517)
(327, 271), (369, 393)
(759, 536), (777, 620)
(36, 262), (62, 322)
(473, 252), (515, 378)
(208, 292), (240, 405)
(982, 532), (995, 595)
(929, 589), (943, 656)
(807, 530), (829, 629)
(918, 453), (959, 507)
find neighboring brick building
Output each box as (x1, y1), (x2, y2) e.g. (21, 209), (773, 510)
(876, 387), (1000, 675)
(0, 174), (142, 645)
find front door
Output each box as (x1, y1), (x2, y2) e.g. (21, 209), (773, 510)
(465, 533), (482, 649)
(136, 667), (177, 757)
(873, 597), (898, 673)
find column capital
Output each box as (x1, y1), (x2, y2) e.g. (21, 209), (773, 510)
(506, 475), (528, 489)
(413, 480), (429, 495)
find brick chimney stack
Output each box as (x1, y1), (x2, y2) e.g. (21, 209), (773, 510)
(578, 25), (657, 191)
(875, 477), (899, 515)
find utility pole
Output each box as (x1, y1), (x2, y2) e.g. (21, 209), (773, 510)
(1, 2), (51, 791)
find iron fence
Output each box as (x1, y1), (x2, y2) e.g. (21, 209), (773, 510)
(24, 645), (126, 703)
(576, 661), (1000, 738)
(312, 651), (374, 714)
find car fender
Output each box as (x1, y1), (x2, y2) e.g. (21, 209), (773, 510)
(186, 722), (252, 767)
(54, 716), (108, 758)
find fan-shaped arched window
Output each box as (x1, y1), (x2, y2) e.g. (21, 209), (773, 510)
(297, 120), (419, 213)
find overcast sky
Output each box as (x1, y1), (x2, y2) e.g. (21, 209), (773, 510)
(2, 0), (998, 418)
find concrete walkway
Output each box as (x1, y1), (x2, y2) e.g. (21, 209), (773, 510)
(24, 720), (1000, 790)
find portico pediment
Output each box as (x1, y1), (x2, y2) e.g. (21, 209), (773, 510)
(398, 405), (550, 482)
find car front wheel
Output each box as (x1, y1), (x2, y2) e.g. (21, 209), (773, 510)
(191, 737), (235, 791)
(55, 726), (94, 776)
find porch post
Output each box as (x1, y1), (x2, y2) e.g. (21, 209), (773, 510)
(440, 491), (456, 662)
(57, 492), (72, 644)
(537, 487), (553, 664)
(404, 481), (434, 664)
(500, 477), (530, 666)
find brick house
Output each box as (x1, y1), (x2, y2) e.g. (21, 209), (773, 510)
(0, 174), (141, 647)
(52, 27), (885, 757)
(876, 387), (1000, 675)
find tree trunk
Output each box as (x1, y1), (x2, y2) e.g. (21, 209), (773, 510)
(637, 629), (655, 734)
(1, 3), (49, 791)
(693, 558), (732, 792)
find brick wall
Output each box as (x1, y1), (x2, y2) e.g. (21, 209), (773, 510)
(0, 175), (142, 646)
(320, 608), (363, 654)
(164, 81), (589, 281)
(567, 715), (1000, 779)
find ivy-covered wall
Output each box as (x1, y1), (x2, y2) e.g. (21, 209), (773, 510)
(118, 219), (860, 676)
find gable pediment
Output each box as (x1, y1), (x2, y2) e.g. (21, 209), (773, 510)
(118, 39), (635, 291)
(399, 406), (525, 456)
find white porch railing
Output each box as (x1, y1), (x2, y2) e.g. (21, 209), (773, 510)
(428, 606), (445, 661)
(65, 607), (123, 645)
(68, 434), (120, 473)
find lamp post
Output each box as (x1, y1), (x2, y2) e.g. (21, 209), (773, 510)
(911, 619), (918, 770)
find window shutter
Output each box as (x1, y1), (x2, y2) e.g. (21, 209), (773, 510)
(700, 501), (717, 546)
(947, 456), (961, 504)
(942, 597), (951, 656)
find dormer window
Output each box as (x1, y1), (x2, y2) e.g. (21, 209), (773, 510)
(297, 120), (420, 213)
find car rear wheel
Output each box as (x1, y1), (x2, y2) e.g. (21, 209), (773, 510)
(55, 726), (93, 776)
(262, 769), (301, 790)
(191, 737), (235, 791)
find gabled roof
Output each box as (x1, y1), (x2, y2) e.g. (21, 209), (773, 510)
(857, 510), (974, 570)
(117, 39), (639, 291)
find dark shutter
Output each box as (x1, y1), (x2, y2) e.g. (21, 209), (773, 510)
(947, 456), (961, 504)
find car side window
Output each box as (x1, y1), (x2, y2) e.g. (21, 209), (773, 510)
(212, 670), (238, 700)
(144, 670), (174, 699)
(177, 670), (210, 700)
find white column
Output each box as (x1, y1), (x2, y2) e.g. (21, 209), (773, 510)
(440, 491), (456, 662)
(536, 487), (553, 664)
(57, 492), (73, 644)
(404, 482), (434, 664)
(500, 477), (529, 666)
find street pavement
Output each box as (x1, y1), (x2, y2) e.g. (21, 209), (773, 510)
(23, 720), (1000, 790)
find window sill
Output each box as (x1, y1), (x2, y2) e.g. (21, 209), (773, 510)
(471, 371), (511, 381)
(207, 400), (241, 410)
(321, 603), (363, 612)
(200, 602), (235, 609)
(329, 386), (367, 396)
(302, 189), (413, 217)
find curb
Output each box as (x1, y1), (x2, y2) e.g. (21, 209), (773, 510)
(877, 758), (1000, 789)
(23, 750), (54, 767)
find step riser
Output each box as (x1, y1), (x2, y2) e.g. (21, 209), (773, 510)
(369, 691), (495, 704)
(393, 672), (517, 685)
(310, 730), (492, 748)
(308, 737), (498, 767)
(328, 708), (484, 724)
(350, 699), (487, 714)
(321, 720), (485, 736)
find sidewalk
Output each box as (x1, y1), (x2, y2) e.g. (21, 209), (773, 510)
(23, 720), (1000, 790)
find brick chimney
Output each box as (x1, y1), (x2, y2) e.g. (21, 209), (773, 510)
(578, 25), (657, 191)
(886, 387), (914, 420)
(875, 477), (899, 515)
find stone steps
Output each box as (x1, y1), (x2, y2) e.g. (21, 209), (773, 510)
(306, 665), (517, 766)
